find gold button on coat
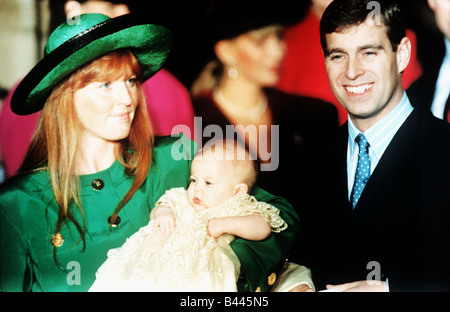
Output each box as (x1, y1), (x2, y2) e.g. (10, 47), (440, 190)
(51, 233), (64, 247)
(268, 272), (276, 285)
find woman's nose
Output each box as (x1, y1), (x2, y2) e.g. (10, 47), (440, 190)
(114, 82), (132, 106)
(266, 34), (286, 60)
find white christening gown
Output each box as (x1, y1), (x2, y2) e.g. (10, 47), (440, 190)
(89, 187), (287, 292)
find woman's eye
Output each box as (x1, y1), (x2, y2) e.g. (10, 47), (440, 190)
(127, 77), (138, 85)
(100, 82), (111, 89)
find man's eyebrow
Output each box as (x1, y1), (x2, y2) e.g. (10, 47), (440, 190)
(358, 44), (385, 51)
(325, 44), (385, 56)
(325, 48), (346, 57)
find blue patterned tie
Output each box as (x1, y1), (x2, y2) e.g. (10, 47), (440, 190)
(351, 133), (371, 209)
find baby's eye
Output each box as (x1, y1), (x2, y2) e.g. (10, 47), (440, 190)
(189, 177), (197, 184)
(205, 180), (213, 186)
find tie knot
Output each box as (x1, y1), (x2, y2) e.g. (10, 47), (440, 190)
(355, 133), (368, 144)
(355, 133), (370, 153)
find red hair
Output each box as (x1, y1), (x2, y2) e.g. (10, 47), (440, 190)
(20, 50), (153, 267)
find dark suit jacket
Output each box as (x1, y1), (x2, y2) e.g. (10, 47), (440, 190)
(293, 108), (450, 291)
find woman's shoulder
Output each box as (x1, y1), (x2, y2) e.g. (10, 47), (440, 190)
(0, 169), (51, 195)
(146, 134), (196, 198)
(153, 133), (197, 163)
(150, 134), (196, 177)
(0, 169), (53, 218)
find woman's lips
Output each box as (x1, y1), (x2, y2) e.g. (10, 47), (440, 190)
(110, 113), (130, 121)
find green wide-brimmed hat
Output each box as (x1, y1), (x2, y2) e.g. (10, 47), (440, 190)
(11, 13), (174, 115)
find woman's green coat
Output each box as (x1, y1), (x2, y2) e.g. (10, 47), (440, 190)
(0, 134), (300, 292)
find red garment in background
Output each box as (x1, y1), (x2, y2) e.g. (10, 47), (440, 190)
(278, 10), (423, 125)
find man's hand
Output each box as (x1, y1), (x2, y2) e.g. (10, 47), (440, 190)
(326, 280), (388, 292)
(289, 284), (315, 292)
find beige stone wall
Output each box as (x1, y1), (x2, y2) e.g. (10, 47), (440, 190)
(0, 0), (50, 91)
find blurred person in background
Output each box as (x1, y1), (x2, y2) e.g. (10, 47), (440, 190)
(191, 0), (338, 252)
(408, 0), (450, 122)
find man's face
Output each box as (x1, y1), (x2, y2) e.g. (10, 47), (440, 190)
(324, 20), (410, 130)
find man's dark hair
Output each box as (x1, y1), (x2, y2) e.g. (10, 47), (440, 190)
(320, 0), (406, 54)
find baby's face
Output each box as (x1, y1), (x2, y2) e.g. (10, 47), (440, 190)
(187, 157), (241, 211)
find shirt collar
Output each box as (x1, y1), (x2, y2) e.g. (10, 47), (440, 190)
(348, 91), (414, 158)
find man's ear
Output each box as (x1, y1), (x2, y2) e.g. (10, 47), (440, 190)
(396, 37), (411, 74)
(234, 183), (248, 195)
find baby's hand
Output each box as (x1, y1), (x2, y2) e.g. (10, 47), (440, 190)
(152, 206), (176, 234)
(207, 218), (226, 239)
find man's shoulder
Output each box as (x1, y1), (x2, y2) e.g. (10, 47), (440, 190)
(411, 108), (450, 135)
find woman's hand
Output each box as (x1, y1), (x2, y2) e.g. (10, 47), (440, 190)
(289, 284), (315, 292)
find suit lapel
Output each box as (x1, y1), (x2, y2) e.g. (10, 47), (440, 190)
(331, 124), (352, 212)
(353, 109), (430, 215)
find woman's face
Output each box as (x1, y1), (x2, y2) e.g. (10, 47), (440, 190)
(225, 26), (286, 87)
(73, 74), (139, 143)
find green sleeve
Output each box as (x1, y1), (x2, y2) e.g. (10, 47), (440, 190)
(230, 186), (300, 292)
(0, 196), (30, 291)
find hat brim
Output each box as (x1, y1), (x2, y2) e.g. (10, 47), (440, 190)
(11, 14), (173, 115)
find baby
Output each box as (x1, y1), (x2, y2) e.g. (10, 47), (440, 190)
(90, 139), (287, 292)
